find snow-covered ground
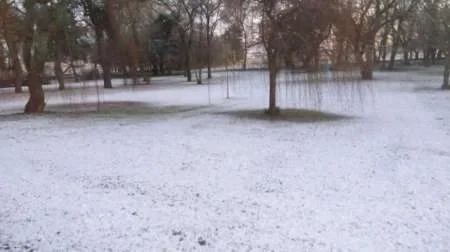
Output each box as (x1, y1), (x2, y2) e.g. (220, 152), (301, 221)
(1, 68), (450, 251)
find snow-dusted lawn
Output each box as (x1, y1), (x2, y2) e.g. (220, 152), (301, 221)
(1, 68), (450, 251)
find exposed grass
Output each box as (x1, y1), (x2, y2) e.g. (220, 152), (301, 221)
(215, 108), (354, 123)
(413, 86), (444, 92)
(0, 101), (208, 121)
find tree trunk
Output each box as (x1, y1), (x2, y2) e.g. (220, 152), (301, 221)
(103, 56), (113, 88)
(159, 54), (165, 75)
(267, 54), (278, 115)
(70, 59), (80, 82)
(442, 51), (450, 90)
(242, 34), (248, 70)
(403, 50), (410, 65)
(141, 61), (150, 83)
(24, 70), (45, 113)
(379, 31), (389, 68)
(424, 47), (432, 67)
(360, 42), (374, 80)
(196, 69), (202, 85)
(206, 16), (212, 79)
(5, 39), (23, 93)
(95, 28), (112, 88)
(186, 52), (192, 82)
(55, 42), (65, 90)
(437, 50), (443, 61)
(431, 48), (437, 65)
(388, 40), (400, 70)
(335, 38), (344, 66)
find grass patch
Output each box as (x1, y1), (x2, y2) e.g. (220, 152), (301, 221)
(0, 101), (207, 121)
(215, 108), (354, 123)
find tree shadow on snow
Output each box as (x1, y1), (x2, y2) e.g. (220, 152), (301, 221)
(214, 108), (354, 123)
(0, 101), (207, 121)
(413, 86), (445, 93)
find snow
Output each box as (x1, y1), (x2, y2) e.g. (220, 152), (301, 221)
(1, 67), (450, 251)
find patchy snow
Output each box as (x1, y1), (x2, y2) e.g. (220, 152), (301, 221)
(1, 68), (450, 251)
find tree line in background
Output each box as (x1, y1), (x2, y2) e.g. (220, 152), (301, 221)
(0, 0), (449, 113)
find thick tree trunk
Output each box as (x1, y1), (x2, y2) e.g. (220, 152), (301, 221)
(24, 71), (45, 113)
(196, 69), (202, 85)
(360, 43), (374, 80)
(242, 49), (248, 70)
(361, 64), (373, 80)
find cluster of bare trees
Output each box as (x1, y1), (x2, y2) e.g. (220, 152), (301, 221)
(0, 0), (448, 113)
(254, 0), (450, 113)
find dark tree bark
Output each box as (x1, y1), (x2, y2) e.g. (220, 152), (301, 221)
(267, 53), (278, 114)
(206, 14), (212, 79)
(5, 39), (23, 93)
(442, 50), (450, 90)
(95, 27), (112, 88)
(185, 52), (192, 82)
(379, 29), (389, 68)
(359, 40), (375, 80)
(388, 38), (400, 70)
(24, 70), (46, 113)
(82, 0), (112, 88)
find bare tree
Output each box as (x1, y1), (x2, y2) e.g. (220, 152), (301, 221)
(387, 0), (421, 70)
(223, 0), (257, 70)
(22, 0), (52, 113)
(159, 0), (200, 82)
(337, 0), (397, 79)
(0, 0), (24, 93)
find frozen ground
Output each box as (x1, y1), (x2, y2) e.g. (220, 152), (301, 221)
(1, 68), (450, 251)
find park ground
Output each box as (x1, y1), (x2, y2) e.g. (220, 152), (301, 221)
(1, 67), (450, 251)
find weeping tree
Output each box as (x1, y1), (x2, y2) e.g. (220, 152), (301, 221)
(223, 0), (257, 70)
(258, 0), (282, 114)
(115, 0), (154, 84)
(257, 0), (339, 114)
(200, 0), (223, 79)
(386, 0), (422, 70)
(48, 0), (77, 90)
